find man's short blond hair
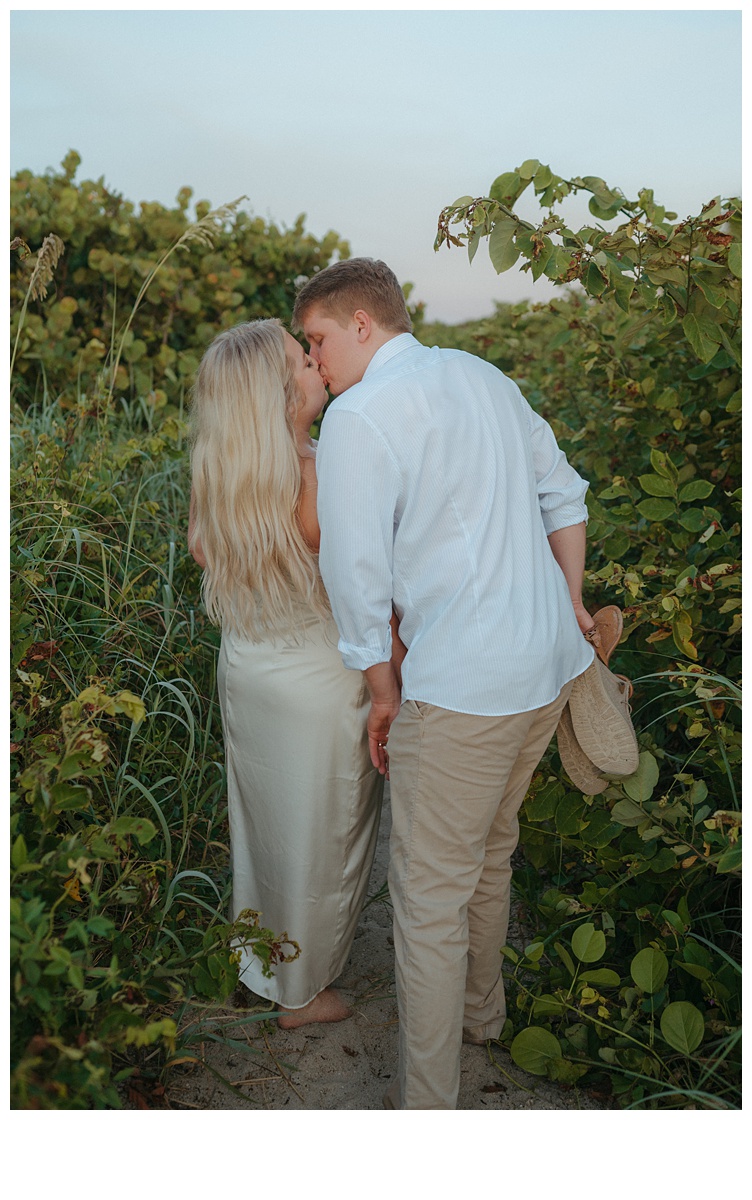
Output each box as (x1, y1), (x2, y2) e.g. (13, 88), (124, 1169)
(292, 258), (412, 334)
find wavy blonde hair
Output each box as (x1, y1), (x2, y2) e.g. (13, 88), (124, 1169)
(189, 319), (329, 638)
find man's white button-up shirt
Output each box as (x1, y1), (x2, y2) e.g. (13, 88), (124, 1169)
(316, 333), (594, 716)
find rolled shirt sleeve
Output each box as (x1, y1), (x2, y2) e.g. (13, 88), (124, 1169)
(525, 400), (590, 535)
(316, 408), (399, 671)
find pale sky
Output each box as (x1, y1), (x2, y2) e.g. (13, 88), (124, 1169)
(9, 3), (743, 323)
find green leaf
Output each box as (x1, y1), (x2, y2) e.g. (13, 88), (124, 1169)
(677, 961), (711, 982)
(108, 816), (157, 845)
(86, 915), (115, 937)
(49, 782), (91, 812)
(58, 750), (98, 782)
(510, 1027), (562, 1076)
(525, 779), (562, 822)
(571, 923), (606, 963)
(678, 480), (714, 503)
(546, 1058), (589, 1084)
(727, 242), (741, 279)
(589, 196), (622, 221)
(11, 834), (28, 869)
(672, 612), (698, 660)
(67, 964), (85, 989)
(716, 840), (741, 874)
(533, 164), (553, 191)
(649, 848), (679, 873)
(682, 314), (722, 364)
(579, 968), (621, 987)
(622, 752), (659, 804)
(654, 387), (679, 411)
(544, 246), (575, 281)
(637, 497), (676, 521)
(581, 175), (609, 196)
(524, 941), (546, 963)
(679, 508), (708, 532)
(112, 690), (147, 724)
(532, 994), (565, 1018)
(554, 941), (576, 977)
(581, 809), (620, 848)
(488, 219), (520, 274)
(638, 473), (676, 498)
(726, 389), (741, 413)
(555, 793), (586, 836)
(489, 172), (526, 207)
(518, 159), (541, 181)
(661, 909), (685, 934)
(650, 448), (679, 482)
(123, 1017), (178, 1048)
(611, 797), (645, 827)
(630, 947), (668, 993)
(660, 1001), (704, 1055)
(584, 261), (608, 296)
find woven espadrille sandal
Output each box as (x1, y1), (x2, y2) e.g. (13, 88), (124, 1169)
(556, 701), (609, 795)
(584, 605), (623, 667)
(568, 657), (639, 777)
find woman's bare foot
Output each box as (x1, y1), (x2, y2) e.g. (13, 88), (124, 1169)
(277, 987), (353, 1030)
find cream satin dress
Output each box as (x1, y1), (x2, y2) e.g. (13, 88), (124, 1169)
(218, 607), (384, 1009)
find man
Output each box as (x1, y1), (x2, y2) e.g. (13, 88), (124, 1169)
(292, 258), (594, 1110)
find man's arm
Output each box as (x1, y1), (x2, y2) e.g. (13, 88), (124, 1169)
(316, 409), (401, 773)
(364, 661), (402, 775)
(547, 521), (593, 634)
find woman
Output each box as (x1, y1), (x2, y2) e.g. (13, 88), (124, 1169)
(188, 319), (389, 1028)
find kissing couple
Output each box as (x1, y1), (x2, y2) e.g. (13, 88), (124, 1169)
(188, 257), (595, 1109)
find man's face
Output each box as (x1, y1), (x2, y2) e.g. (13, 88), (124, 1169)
(302, 305), (367, 397)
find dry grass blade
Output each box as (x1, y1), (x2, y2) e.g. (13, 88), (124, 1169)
(177, 197), (249, 251)
(28, 234), (66, 302)
(259, 1025), (305, 1104)
(10, 236), (32, 259)
(10, 233), (66, 380)
(105, 196), (249, 403)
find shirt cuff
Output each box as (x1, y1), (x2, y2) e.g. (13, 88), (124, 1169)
(337, 635), (393, 673)
(541, 502), (590, 536)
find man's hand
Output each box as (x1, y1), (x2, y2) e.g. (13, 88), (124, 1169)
(572, 599), (595, 636)
(363, 661), (402, 775)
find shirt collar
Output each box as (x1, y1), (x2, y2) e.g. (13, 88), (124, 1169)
(363, 333), (419, 380)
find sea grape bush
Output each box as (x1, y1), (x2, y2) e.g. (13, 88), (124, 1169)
(10, 150), (351, 411)
(9, 152), (740, 1109)
(433, 164), (741, 1107)
(10, 155), (343, 1107)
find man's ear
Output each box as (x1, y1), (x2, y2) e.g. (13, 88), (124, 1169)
(353, 309), (372, 342)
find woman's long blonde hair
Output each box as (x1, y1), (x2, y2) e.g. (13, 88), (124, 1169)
(189, 319), (329, 638)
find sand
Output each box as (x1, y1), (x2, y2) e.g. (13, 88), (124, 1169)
(138, 788), (604, 1112)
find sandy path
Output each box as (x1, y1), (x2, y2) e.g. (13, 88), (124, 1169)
(160, 789), (603, 1111)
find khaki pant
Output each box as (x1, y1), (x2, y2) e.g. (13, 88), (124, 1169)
(384, 684), (572, 1110)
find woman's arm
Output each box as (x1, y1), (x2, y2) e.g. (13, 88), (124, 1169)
(390, 609), (407, 689)
(188, 487), (207, 569)
(297, 454), (321, 552)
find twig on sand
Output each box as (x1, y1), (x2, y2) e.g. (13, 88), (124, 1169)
(258, 1026), (306, 1104)
(487, 1042), (535, 1094)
